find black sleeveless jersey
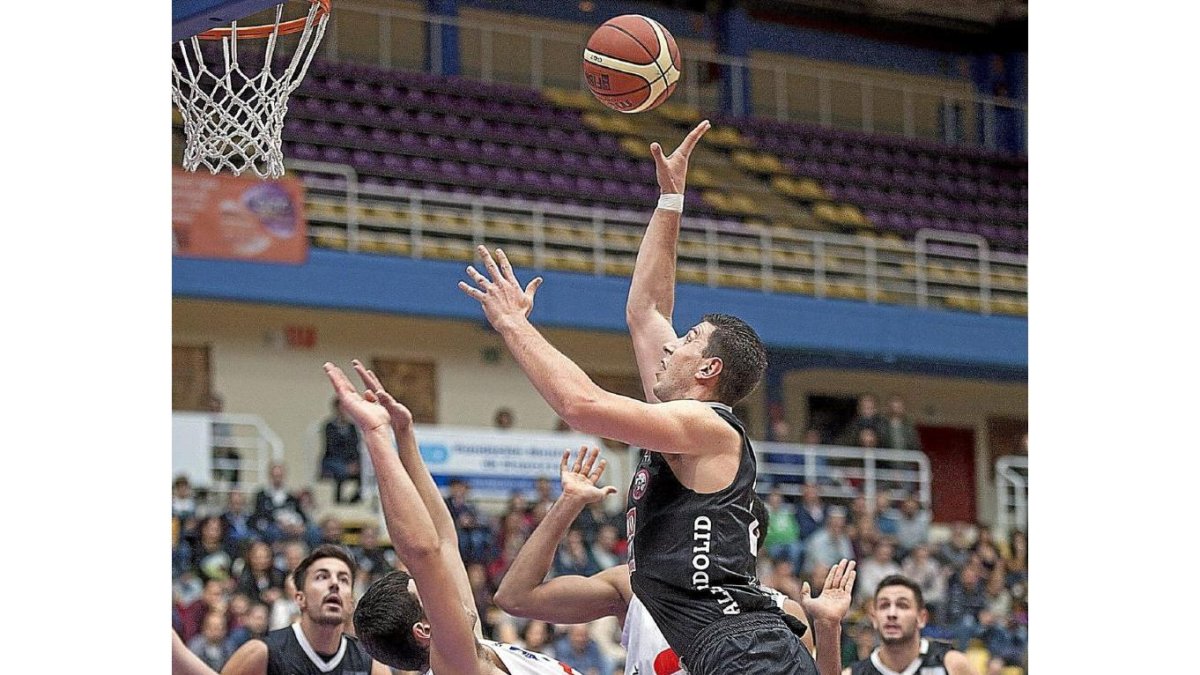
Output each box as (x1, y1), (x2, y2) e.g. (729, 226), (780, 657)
(625, 402), (778, 656)
(848, 639), (955, 675)
(263, 624), (375, 675)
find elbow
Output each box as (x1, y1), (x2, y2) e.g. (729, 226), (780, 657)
(394, 533), (440, 563)
(559, 394), (602, 435)
(492, 586), (520, 615)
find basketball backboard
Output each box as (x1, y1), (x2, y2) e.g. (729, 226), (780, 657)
(172, 0), (282, 41)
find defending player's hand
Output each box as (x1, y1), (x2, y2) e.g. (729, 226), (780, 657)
(458, 245), (543, 328)
(559, 446), (618, 505)
(650, 119), (710, 195)
(324, 361), (391, 433)
(352, 359), (414, 431)
(799, 558), (856, 625)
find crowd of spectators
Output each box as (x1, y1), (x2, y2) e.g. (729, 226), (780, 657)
(173, 458), (1027, 674)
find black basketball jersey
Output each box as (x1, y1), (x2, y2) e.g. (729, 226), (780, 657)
(625, 402), (777, 656)
(263, 624), (375, 675)
(848, 638), (954, 675)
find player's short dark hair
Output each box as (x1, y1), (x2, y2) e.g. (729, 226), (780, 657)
(875, 574), (925, 609)
(293, 544), (356, 590)
(354, 570), (430, 670)
(701, 313), (767, 406)
(751, 493), (769, 551)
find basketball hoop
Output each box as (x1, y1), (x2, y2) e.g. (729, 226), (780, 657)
(171, 0), (331, 179)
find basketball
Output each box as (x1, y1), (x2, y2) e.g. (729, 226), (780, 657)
(583, 15), (681, 114)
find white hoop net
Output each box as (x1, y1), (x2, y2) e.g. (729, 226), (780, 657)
(171, 2), (329, 179)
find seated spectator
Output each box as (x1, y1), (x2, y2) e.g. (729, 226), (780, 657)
(554, 529), (600, 578)
(173, 474), (198, 523)
(350, 524), (396, 586)
(892, 494), (932, 557)
(973, 529), (1003, 577)
(938, 521), (974, 569)
(521, 620), (555, 657)
(320, 397), (362, 503)
(221, 490), (259, 551)
(188, 610), (234, 672)
(802, 506), (854, 576)
(177, 578), (228, 643)
(794, 482), (827, 541)
(555, 624), (612, 675)
(849, 514), (881, 561)
(235, 539), (286, 606)
(590, 523), (622, 569)
(251, 462), (305, 539)
(1004, 529), (1028, 600)
(874, 493), (900, 537)
(942, 562), (989, 650)
(901, 543), (947, 623)
(766, 556), (805, 601)
(315, 515), (345, 547)
(763, 486), (804, 571)
(224, 601), (269, 652)
(853, 538), (902, 606)
(533, 476), (556, 515)
(183, 516), (235, 583)
(268, 573), (299, 630)
(467, 561), (495, 624)
(446, 477), (493, 564)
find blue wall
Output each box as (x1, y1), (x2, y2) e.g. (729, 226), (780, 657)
(174, 249), (1027, 378)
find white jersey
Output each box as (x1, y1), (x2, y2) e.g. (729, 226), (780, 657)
(621, 587), (788, 675)
(427, 639), (583, 675)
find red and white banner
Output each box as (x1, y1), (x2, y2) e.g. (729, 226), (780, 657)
(172, 169), (308, 264)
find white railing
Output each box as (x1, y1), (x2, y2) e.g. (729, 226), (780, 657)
(173, 412), (284, 500)
(290, 159), (1027, 315)
(322, 1), (1026, 152)
(994, 455), (1028, 536)
(756, 443), (932, 508)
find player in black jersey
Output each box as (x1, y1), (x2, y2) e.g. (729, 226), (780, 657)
(458, 121), (804, 674)
(844, 575), (979, 675)
(220, 544), (388, 675)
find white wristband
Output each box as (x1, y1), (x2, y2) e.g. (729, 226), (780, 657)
(657, 193), (684, 213)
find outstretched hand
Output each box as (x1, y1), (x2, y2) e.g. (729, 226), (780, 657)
(559, 446), (618, 505)
(351, 359), (414, 432)
(458, 245), (544, 329)
(799, 558), (856, 625)
(324, 361), (390, 433)
(650, 119), (710, 195)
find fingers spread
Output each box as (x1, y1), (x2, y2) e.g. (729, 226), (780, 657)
(560, 449), (571, 474)
(525, 276), (543, 298)
(678, 119), (711, 156)
(477, 246), (503, 283)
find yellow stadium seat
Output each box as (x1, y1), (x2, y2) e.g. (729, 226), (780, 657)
(677, 266), (707, 284)
(688, 166), (719, 188)
(503, 247), (535, 267)
(812, 202), (840, 224)
(620, 136), (645, 156)
(379, 234), (411, 256)
(654, 102), (702, 124)
(773, 276), (814, 295)
(703, 126), (747, 148)
(604, 259), (635, 276)
(1001, 666), (1025, 675)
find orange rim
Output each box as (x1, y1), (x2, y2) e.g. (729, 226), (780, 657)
(196, 0), (330, 40)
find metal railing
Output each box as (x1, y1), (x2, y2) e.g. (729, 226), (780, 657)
(756, 442), (932, 508)
(321, 2), (1026, 152)
(175, 412), (285, 501)
(994, 455), (1028, 536)
(290, 159), (1027, 315)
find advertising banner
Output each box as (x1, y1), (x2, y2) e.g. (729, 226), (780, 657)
(172, 169), (308, 264)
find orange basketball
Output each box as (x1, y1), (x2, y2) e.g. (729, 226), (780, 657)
(583, 14), (681, 114)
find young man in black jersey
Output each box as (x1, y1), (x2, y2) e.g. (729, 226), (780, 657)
(844, 575), (979, 675)
(458, 121), (803, 674)
(220, 544), (389, 675)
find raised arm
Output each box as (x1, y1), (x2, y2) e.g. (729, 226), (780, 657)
(324, 362), (483, 675)
(800, 558), (857, 675)
(627, 120), (710, 402)
(459, 247), (738, 456)
(174, 630), (221, 675)
(350, 360), (481, 638)
(494, 447), (627, 623)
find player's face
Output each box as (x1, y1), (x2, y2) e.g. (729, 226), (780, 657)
(653, 322), (717, 401)
(299, 557), (355, 626)
(872, 585), (926, 645)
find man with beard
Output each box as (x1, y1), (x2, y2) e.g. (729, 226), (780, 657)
(220, 545), (390, 675)
(843, 575), (978, 675)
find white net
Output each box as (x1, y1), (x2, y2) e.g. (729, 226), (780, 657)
(171, 2), (329, 179)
